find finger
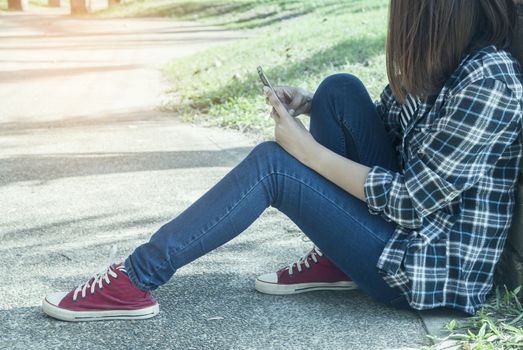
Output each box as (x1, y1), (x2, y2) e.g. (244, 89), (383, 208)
(293, 117), (305, 128)
(270, 108), (279, 121)
(274, 87), (287, 102)
(289, 93), (303, 110)
(294, 103), (310, 116)
(267, 95), (289, 111)
(282, 87), (293, 101)
(264, 87), (291, 119)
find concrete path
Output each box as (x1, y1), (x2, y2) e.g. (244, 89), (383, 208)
(0, 7), (429, 350)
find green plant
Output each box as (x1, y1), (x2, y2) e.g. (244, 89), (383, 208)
(427, 286), (523, 350)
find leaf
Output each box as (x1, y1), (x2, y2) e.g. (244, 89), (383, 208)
(507, 311), (523, 326)
(486, 334), (499, 342)
(478, 322), (488, 338)
(447, 319), (457, 331)
(501, 322), (520, 332)
(504, 286), (511, 305)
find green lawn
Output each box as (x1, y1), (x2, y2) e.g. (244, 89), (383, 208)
(96, 0), (387, 29)
(153, 0), (389, 137)
(95, 0), (390, 135)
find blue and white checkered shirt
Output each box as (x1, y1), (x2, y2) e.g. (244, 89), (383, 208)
(365, 45), (523, 314)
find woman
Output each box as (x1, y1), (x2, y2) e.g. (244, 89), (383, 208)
(42, 0), (522, 321)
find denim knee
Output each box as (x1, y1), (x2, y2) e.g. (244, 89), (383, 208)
(312, 73), (366, 109)
(247, 141), (304, 180)
(248, 141), (287, 162)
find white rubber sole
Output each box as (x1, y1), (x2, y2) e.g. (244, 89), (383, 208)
(42, 298), (159, 322)
(255, 279), (358, 295)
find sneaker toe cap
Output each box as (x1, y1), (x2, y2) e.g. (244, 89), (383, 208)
(256, 272), (278, 284)
(45, 292), (68, 306)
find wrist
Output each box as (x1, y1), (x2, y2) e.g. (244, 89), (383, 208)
(299, 137), (320, 169)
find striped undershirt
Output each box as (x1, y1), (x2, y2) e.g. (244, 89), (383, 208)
(399, 95), (421, 131)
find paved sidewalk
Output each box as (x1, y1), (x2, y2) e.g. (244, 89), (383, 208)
(0, 7), (429, 350)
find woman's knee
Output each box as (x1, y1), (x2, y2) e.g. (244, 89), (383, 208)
(248, 141), (305, 179)
(312, 73), (366, 108)
(248, 141), (289, 165)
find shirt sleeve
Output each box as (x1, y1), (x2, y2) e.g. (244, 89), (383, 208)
(375, 85), (402, 147)
(365, 78), (521, 229)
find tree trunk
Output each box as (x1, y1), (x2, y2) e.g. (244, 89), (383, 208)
(48, 0), (61, 7)
(70, 0), (88, 15)
(7, 0), (25, 11)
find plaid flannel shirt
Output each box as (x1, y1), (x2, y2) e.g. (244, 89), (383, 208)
(365, 46), (523, 314)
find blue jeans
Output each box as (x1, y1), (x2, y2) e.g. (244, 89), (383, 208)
(125, 74), (409, 308)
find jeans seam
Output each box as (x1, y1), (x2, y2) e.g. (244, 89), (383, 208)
(335, 113), (347, 157)
(147, 169), (391, 288)
(338, 116), (363, 164)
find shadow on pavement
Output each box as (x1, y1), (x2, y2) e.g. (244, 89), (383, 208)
(0, 148), (253, 186)
(0, 64), (143, 82)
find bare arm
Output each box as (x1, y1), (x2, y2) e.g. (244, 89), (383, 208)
(264, 86), (370, 202)
(300, 140), (370, 202)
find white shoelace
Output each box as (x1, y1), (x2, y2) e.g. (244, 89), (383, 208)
(72, 245), (125, 301)
(287, 246), (323, 275)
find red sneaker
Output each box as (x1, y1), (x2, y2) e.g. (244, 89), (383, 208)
(42, 263), (159, 322)
(255, 247), (357, 295)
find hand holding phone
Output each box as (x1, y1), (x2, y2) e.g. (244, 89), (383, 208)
(257, 66), (313, 116)
(257, 66), (283, 106)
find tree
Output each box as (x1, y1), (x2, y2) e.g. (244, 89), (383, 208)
(70, 0), (88, 15)
(7, 0), (25, 11)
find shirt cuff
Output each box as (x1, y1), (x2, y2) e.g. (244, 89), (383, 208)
(364, 166), (394, 214)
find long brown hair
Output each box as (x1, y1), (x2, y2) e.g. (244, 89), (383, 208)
(386, 0), (517, 104)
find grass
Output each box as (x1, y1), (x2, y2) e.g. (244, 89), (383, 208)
(427, 287), (523, 350)
(95, 0), (387, 29)
(153, 0), (389, 138)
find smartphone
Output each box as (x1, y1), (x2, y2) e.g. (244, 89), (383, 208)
(257, 66), (283, 105)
